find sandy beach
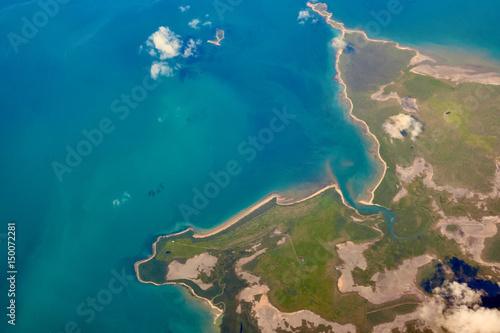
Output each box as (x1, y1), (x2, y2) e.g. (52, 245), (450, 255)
(410, 64), (500, 85)
(134, 252), (223, 325)
(134, 182), (341, 326)
(307, 2), (389, 205)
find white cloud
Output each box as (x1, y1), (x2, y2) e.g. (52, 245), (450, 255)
(332, 36), (346, 49)
(203, 21), (212, 27)
(298, 10), (311, 20)
(298, 10), (311, 24)
(419, 282), (500, 333)
(188, 18), (201, 29)
(179, 5), (190, 12)
(383, 113), (423, 141)
(145, 26), (182, 60)
(150, 61), (174, 80)
(143, 26), (200, 79)
(182, 39), (200, 58)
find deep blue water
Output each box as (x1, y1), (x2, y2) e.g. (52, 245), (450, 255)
(1, 0), (500, 332)
(422, 258), (500, 308)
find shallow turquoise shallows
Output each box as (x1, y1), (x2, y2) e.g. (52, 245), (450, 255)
(1, 0), (499, 332)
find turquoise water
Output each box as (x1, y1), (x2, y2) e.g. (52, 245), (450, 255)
(1, 0), (499, 332)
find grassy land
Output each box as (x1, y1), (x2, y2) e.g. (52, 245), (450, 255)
(483, 230), (500, 262)
(137, 188), (444, 332)
(339, 32), (500, 208)
(339, 25), (500, 265)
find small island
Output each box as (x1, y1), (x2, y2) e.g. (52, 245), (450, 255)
(207, 28), (225, 46)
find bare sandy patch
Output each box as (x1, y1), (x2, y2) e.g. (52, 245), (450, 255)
(236, 248), (267, 287)
(253, 294), (356, 333)
(371, 83), (419, 113)
(395, 157), (500, 202)
(410, 52), (436, 66)
(337, 240), (433, 304)
(166, 252), (218, 290)
(411, 64), (500, 85)
(433, 203), (500, 269)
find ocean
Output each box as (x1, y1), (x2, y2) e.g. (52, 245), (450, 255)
(1, 0), (499, 332)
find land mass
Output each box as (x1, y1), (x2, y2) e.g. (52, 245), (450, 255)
(207, 28), (225, 46)
(136, 3), (500, 332)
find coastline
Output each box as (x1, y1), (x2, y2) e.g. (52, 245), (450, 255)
(134, 183), (340, 323)
(207, 28), (225, 46)
(305, 1), (493, 204)
(134, 3), (500, 325)
(136, 0), (412, 298)
(307, 2), (390, 205)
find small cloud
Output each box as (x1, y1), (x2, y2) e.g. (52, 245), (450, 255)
(179, 5), (190, 12)
(188, 18), (201, 29)
(383, 113), (423, 141)
(182, 39), (200, 58)
(145, 26), (182, 60)
(332, 36), (346, 49)
(203, 21), (212, 27)
(150, 61), (174, 80)
(298, 10), (311, 24)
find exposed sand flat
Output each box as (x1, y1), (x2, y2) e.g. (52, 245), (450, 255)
(395, 157), (500, 267)
(166, 252), (218, 290)
(236, 248), (270, 303)
(433, 202), (500, 269)
(392, 187), (408, 203)
(395, 157), (500, 202)
(253, 294), (357, 333)
(236, 248), (267, 287)
(371, 83), (419, 113)
(411, 64), (500, 85)
(337, 241), (371, 271)
(337, 243), (434, 304)
(410, 53), (436, 66)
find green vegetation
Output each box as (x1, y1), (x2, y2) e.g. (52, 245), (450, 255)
(445, 225), (459, 232)
(137, 188), (444, 332)
(339, 32), (500, 207)
(392, 321), (434, 333)
(483, 230), (500, 263)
